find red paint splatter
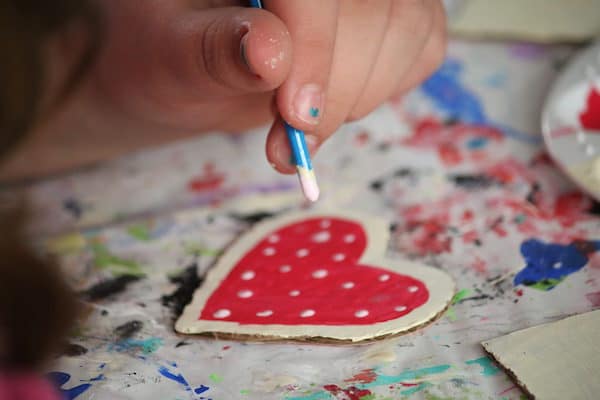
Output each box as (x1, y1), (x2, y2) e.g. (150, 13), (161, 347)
(585, 291), (600, 307)
(462, 230), (479, 245)
(344, 369), (377, 384)
(472, 257), (487, 274)
(579, 87), (600, 130)
(399, 382), (419, 387)
(222, 345), (230, 351)
(402, 117), (504, 167)
(324, 385), (373, 400)
(354, 131), (370, 147)
(188, 163), (225, 192)
(438, 143), (462, 165)
(515, 289), (523, 297)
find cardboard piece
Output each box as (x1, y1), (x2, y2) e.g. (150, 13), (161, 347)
(482, 310), (600, 400)
(176, 211), (454, 343)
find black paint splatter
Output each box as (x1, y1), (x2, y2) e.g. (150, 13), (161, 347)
(114, 320), (143, 339)
(63, 343), (88, 357)
(450, 174), (496, 189)
(369, 180), (384, 192)
(587, 200), (600, 216)
(230, 211), (276, 224)
(80, 275), (141, 301)
(526, 182), (541, 205)
(63, 198), (84, 219)
(175, 341), (190, 348)
(161, 264), (203, 318)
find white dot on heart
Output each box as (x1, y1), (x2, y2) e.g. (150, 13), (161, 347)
(408, 286), (419, 293)
(213, 309), (231, 319)
(553, 262), (562, 269)
(355, 310), (369, 318)
(312, 269), (328, 279)
(300, 309), (315, 318)
(289, 290), (300, 296)
(297, 248), (309, 258)
(237, 290), (253, 299)
(263, 247), (276, 256)
(311, 231), (331, 243)
(333, 253), (346, 262)
(344, 234), (356, 243)
(256, 310), (273, 317)
(395, 305), (407, 312)
(342, 282), (355, 289)
(279, 265), (292, 273)
(379, 274), (390, 282)
(320, 219), (331, 228)
(241, 271), (255, 280)
(268, 234), (280, 243)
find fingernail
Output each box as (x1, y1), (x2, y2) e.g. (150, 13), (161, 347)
(240, 32), (254, 74)
(293, 84), (323, 125)
(272, 142), (291, 169)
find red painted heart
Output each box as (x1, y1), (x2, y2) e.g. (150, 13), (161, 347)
(200, 217), (429, 325)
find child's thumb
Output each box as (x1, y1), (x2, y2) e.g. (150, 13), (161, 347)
(173, 8), (292, 98)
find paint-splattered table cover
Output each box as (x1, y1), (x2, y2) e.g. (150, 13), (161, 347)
(18, 40), (600, 399)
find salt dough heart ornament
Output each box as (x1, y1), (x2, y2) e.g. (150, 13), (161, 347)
(176, 211), (454, 342)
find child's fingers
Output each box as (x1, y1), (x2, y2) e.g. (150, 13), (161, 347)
(94, 3), (293, 129)
(348, 0), (437, 121)
(265, 117), (319, 175)
(172, 7), (293, 98)
(262, 0), (340, 131)
(393, 0), (447, 95)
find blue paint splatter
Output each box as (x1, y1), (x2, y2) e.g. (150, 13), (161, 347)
(421, 58), (540, 144)
(158, 365), (190, 389)
(111, 337), (163, 354)
(466, 136), (488, 149)
(514, 239), (600, 290)
(421, 58), (486, 125)
(195, 385), (210, 394)
(158, 365), (211, 399)
(47, 372), (91, 400)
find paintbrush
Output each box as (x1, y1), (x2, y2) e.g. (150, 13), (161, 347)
(249, 0), (320, 203)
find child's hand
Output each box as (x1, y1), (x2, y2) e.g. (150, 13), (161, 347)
(0, 0), (445, 180)
(261, 1), (446, 173)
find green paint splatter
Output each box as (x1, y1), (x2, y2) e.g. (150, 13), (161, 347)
(359, 395), (375, 400)
(446, 307), (457, 321)
(528, 278), (563, 291)
(127, 224), (152, 241)
(240, 389), (250, 395)
(91, 243), (144, 276)
(209, 373), (223, 383)
(514, 214), (526, 224)
(465, 356), (499, 376)
(309, 107), (319, 118)
(425, 394), (455, 400)
(451, 289), (471, 304)
(184, 242), (222, 257)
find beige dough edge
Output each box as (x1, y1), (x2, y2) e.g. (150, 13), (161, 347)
(175, 210), (455, 343)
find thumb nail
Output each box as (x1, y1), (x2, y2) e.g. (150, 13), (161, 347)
(240, 31), (256, 75)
